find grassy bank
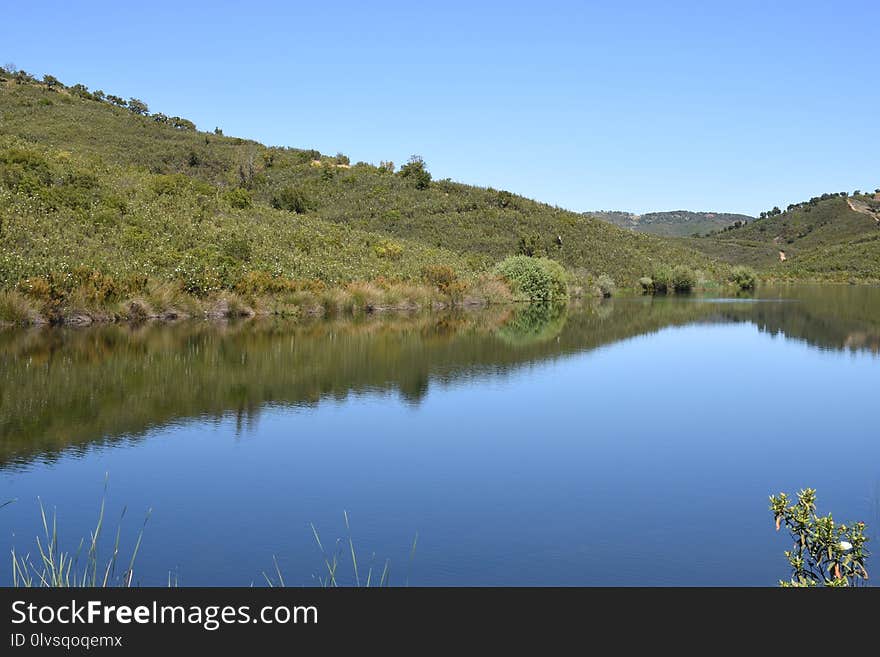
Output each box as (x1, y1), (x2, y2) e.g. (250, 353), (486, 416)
(0, 271), (517, 326)
(0, 261), (760, 327)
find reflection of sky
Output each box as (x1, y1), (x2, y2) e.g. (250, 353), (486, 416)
(1, 323), (877, 586)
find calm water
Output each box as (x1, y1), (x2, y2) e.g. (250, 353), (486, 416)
(1, 285), (878, 586)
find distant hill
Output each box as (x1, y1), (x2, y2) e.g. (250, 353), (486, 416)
(689, 193), (880, 281)
(589, 210), (753, 237)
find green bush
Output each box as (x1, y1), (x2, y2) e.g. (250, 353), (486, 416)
(374, 239), (404, 260)
(222, 236), (252, 263)
(271, 186), (311, 214)
(596, 274), (615, 298)
(731, 266), (757, 291)
(223, 187), (252, 209)
(770, 489), (869, 587)
(517, 233), (543, 257)
(493, 255), (568, 302)
(151, 173), (212, 197)
(671, 265), (696, 293)
(399, 155), (431, 190)
(651, 267), (673, 294)
(0, 148), (52, 194)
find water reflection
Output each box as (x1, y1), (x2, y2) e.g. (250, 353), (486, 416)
(1, 285), (878, 470)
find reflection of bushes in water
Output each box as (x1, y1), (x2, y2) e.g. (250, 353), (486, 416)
(398, 372), (430, 405)
(0, 309), (519, 465)
(593, 299), (615, 320)
(5, 286), (880, 468)
(496, 302), (568, 347)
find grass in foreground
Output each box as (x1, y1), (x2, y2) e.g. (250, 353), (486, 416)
(10, 490), (150, 587)
(263, 511), (418, 588)
(5, 492), (415, 587)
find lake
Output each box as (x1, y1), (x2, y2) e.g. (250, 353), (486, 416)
(1, 285), (878, 586)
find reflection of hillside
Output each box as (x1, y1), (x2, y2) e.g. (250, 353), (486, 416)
(718, 286), (880, 354)
(0, 301), (718, 468)
(1, 285), (878, 469)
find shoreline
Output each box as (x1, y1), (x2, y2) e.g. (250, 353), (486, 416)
(0, 287), (521, 329)
(2, 274), (876, 330)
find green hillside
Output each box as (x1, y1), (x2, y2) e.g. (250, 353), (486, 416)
(591, 210), (752, 237)
(2, 67), (876, 326)
(689, 194), (880, 281)
(0, 70), (731, 323)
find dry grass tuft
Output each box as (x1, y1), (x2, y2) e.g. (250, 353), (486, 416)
(0, 290), (41, 324)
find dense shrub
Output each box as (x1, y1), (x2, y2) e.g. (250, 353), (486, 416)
(0, 148), (52, 194)
(222, 236), (252, 263)
(671, 265), (696, 293)
(651, 267), (673, 294)
(517, 233), (543, 257)
(46, 172), (102, 211)
(271, 186), (311, 214)
(770, 489), (869, 587)
(233, 271), (295, 296)
(299, 149), (321, 163)
(127, 98), (149, 115)
(399, 155), (431, 190)
(731, 266), (757, 291)
(151, 173), (212, 197)
(374, 239), (404, 260)
(493, 255), (568, 301)
(420, 264), (459, 295)
(596, 274), (616, 298)
(223, 187), (252, 209)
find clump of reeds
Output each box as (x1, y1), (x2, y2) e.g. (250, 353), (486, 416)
(10, 484), (151, 588)
(0, 290), (40, 324)
(263, 511), (418, 588)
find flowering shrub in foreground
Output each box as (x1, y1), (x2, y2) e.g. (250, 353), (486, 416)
(770, 488), (869, 587)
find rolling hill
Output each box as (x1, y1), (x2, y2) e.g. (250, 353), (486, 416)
(1, 66), (877, 326)
(0, 69), (728, 321)
(689, 194), (880, 281)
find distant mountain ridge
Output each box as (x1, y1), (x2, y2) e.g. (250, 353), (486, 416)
(589, 210), (753, 237)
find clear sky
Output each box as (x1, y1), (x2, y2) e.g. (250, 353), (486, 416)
(4, 0), (878, 215)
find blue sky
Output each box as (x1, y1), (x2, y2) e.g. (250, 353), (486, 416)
(4, 1), (878, 215)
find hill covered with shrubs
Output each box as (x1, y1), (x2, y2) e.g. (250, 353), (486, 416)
(0, 67), (734, 323)
(690, 192), (880, 281)
(1, 66), (875, 324)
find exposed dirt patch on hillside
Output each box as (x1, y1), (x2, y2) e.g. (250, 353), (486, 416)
(847, 198), (880, 224)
